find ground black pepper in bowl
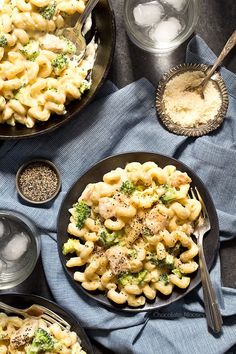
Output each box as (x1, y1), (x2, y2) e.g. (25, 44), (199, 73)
(16, 160), (61, 204)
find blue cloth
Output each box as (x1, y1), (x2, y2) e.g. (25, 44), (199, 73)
(0, 35), (236, 353)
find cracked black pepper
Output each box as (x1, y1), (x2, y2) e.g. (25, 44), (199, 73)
(18, 162), (59, 202)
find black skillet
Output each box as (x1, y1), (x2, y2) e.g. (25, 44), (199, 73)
(0, 0), (115, 140)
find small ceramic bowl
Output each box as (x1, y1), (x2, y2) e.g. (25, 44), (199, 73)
(16, 159), (61, 205)
(156, 63), (229, 136)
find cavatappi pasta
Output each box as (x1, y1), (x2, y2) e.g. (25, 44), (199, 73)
(63, 161), (202, 307)
(0, 0), (97, 128)
(0, 312), (86, 353)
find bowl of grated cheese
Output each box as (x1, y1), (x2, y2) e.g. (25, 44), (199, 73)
(156, 63), (229, 136)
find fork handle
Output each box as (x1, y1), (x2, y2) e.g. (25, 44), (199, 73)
(74, 0), (100, 32)
(202, 31), (236, 86)
(0, 301), (27, 317)
(199, 245), (223, 333)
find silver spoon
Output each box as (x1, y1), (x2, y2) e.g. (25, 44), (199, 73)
(58, 0), (100, 56)
(185, 31), (236, 99)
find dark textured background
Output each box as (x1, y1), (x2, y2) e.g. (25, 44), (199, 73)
(1, 0), (236, 353)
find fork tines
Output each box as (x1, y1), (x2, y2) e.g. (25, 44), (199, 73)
(35, 305), (71, 331)
(190, 186), (208, 219)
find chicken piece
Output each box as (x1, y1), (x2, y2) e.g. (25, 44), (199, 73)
(10, 319), (39, 349)
(170, 171), (192, 188)
(106, 246), (130, 275)
(79, 183), (95, 206)
(98, 197), (117, 219)
(125, 217), (143, 245)
(145, 206), (168, 234)
(39, 34), (68, 52)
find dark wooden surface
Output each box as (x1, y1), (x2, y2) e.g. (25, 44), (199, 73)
(1, 0), (236, 353)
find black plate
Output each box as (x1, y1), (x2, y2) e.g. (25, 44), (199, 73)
(57, 152), (219, 312)
(0, 293), (94, 353)
(0, 0), (115, 140)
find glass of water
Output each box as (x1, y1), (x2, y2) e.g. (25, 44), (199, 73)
(124, 0), (199, 54)
(0, 210), (40, 289)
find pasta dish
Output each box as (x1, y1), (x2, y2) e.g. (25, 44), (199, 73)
(0, 312), (86, 353)
(63, 161), (201, 307)
(0, 0), (97, 128)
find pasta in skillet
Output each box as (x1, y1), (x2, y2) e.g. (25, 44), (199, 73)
(63, 162), (202, 307)
(0, 0), (97, 128)
(0, 312), (86, 353)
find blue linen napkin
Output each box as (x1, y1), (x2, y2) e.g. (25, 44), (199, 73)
(0, 35), (236, 353)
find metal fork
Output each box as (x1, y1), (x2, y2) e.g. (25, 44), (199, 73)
(0, 302), (71, 331)
(57, 0), (100, 56)
(185, 31), (236, 99)
(190, 187), (223, 333)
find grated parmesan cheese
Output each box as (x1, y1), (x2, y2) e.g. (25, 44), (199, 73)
(163, 70), (222, 128)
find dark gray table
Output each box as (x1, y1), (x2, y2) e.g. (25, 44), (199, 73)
(1, 1), (236, 353)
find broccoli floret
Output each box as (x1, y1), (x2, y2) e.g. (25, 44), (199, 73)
(142, 227), (153, 237)
(79, 80), (90, 94)
(99, 229), (121, 248)
(27, 328), (54, 354)
(136, 184), (145, 191)
(137, 270), (148, 284)
(159, 273), (169, 285)
(13, 84), (26, 100)
(118, 273), (134, 287)
(51, 54), (68, 74)
(149, 257), (166, 268)
(118, 270), (148, 287)
(160, 185), (178, 203)
(118, 270), (147, 287)
(169, 242), (182, 257)
(13, 88), (20, 99)
(165, 254), (174, 267)
(0, 35), (7, 47)
(65, 41), (76, 54)
(63, 238), (80, 255)
(39, 2), (56, 20)
(72, 201), (91, 229)
(172, 268), (183, 278)
(120, 180), (136, 196)
(20, 41), (39, 61)
(59, 36), (76, 54)
(149, 254), (174, 270)
(128, 249), (137, 259)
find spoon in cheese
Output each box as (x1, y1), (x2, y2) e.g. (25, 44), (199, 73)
(58, 0), (100, 56)
(185, 31), (236, 99)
